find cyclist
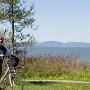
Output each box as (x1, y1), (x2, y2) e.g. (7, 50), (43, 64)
(0, 35), (11, 79)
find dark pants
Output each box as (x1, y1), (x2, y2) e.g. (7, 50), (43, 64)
(0, 86), (3, 90)
(0, 65), (2, 78)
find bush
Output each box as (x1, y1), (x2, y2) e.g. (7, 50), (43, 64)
(16, 55), (90, 79)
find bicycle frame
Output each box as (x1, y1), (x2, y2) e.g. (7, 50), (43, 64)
(0, 63), (16, 87)
(0, 66), (9, 83)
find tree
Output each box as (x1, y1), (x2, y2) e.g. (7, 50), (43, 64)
(0, 0), (37, 54)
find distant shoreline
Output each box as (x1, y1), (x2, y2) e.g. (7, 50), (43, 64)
(27, 47), (90, 62)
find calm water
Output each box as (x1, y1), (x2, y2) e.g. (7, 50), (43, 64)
(27, 47), (90, 61)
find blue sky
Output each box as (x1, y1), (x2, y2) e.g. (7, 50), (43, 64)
(31, 0), (90, 43)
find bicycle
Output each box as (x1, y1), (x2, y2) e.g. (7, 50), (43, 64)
(0, 55), (24, 90)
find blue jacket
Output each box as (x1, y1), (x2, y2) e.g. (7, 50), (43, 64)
(0, 45), (10, 65)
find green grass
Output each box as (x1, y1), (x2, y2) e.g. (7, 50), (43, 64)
(15, 55), (90, 81)
(3, 55), (90, 81)
(4, 82), (90, 90)
(1, 55), (90, 90)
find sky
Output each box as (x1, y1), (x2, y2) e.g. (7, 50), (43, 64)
(30, 0), (90, 43)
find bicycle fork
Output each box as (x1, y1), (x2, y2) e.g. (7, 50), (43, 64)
(9, 72), (15, 87)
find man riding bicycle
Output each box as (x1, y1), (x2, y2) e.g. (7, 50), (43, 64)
(0, 35), (11, 79)
(0, 35), (20, 90)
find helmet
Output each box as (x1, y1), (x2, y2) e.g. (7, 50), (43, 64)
(0, 35), (3, 43)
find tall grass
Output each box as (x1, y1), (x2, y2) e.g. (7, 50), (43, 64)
(16, 55), (90, 80)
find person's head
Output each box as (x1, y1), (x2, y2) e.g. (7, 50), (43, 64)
(0, 35), (3, 46)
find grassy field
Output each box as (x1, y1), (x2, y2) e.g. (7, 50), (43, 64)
(14, 55), (90, 81)
(3, 82), (90, 90)
(1, 55), (90, 90)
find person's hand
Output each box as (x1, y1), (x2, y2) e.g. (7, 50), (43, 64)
(0, 54), (4, 57)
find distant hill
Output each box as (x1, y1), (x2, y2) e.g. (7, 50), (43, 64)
(35, 41), (63, 47)
(35, 41), (90, 47)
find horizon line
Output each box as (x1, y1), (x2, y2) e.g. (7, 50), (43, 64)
(37, 41), (90, 43)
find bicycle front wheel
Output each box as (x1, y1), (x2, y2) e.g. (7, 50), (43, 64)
(11, 74), (24, 90)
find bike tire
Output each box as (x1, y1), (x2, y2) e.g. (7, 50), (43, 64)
(11, 74), (24, 90)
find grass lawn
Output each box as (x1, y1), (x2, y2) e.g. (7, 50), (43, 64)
(3, 82), (90, 90)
